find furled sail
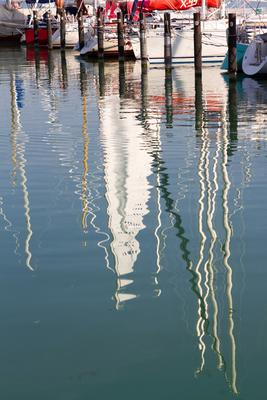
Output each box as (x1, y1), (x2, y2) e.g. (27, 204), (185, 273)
(126, 0), (221, 13)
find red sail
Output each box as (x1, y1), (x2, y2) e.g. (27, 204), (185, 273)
(126, 0), (221, 13)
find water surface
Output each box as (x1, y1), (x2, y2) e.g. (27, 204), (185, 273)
(0, 47), (267, 399)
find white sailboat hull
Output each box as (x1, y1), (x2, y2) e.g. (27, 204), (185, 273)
(242, 33), (267, 76)
(52, 23), (79, 48)
(131, 19), (228, 64)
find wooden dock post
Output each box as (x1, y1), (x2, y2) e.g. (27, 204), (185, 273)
(33, 10), (39, 48)
(47, 12), (53, 50)
(194, 12), (202, 76)
(117, 11), (124, 61)
(60, 9), (66, 50)
(78, 9), (84, 51)
(228, 13), (237, 75)
(164, 13), (172, 69)
(139, 12), (148, 68)
(97, 7), (104, 59)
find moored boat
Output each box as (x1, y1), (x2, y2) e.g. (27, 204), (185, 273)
(130, 17), (228, 64)
(242, 32), (267, 75)
(128, 0), (228, 64)
(80, 22), (134, 58)
(0, 1), (27, 45)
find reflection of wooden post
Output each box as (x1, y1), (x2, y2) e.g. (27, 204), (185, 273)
(140, 12), (148, 67)
(78, 9), (84, 50)
(80, 62), (87, 96)
(228, 13), (237, 75)
(141, 65), (148, 122)
(228, 78), (238, 142)
(60, 9), (66, 50)
(47, 12), (53, 50)
(165, 67), (173, 128)
(47, 51), (54, 86)
(119, 61), (125, 97)
(97, 7), (104, 59)
(98, 61), (105, 97)
(164, 13), (172, 69)
(117, 11), (124, 61)
(61, 51), (68, 89)
(195, 74), (203, 134)
(33, 10), (39, 48)
(35, 50), (40, 86)
(194, 12), (202, 76)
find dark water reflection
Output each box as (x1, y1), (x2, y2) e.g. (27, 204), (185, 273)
(0, 48), (267, 399)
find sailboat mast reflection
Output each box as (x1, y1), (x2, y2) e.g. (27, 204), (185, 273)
(140, 68), (163, 297)
(221, 108), (238, 394)
(193, 75), (238, 393)
(80, 65), (89, 234)
(10, 74), (33, 271)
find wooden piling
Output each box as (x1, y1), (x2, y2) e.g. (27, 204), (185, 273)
(78, 9), (84, 51)
(228, 13), (237, 74)
(117, 11), (124, 61)
(59, 9), (66, 50)
(194, 12), (202, 76)
(33, 10), (39, 48)
(164, 13), (172, 69)
(139, 12), (148, 67)
(97, 7), (104, 59)
(47, 12), (53, 50)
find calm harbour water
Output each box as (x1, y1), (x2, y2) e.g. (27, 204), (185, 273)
(0, 47), (267, 399)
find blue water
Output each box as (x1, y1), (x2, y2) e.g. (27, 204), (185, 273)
(0, 47), (267, 399)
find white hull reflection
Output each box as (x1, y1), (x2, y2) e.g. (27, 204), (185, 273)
(98, 63), (164, 308)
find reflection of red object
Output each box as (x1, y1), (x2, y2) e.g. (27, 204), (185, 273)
(25, 28), (49, 46)
(151, 93), (223, 114)
(26, 47), (49, 62)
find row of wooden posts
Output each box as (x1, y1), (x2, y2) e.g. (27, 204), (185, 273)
(33, 7), (237, 74)
(32, 8), (85, 50)
(96, 8), (237, 75)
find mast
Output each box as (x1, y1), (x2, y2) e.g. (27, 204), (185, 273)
(201, 0), (206, 20)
